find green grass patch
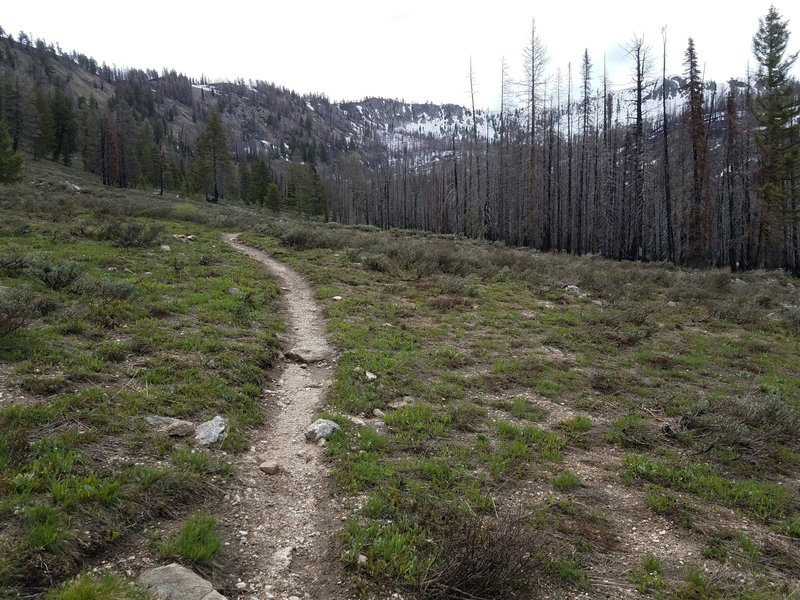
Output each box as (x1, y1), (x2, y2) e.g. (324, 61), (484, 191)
(552, 470), (582, 491)
(626, 455), (792, 521)
(509, 396), (546, 421)
(158, 512), (221, 565)
(701, 536), (728, 560)
(627, 554), (666, 594)
(46, 574), (154, 600)
(644, 485), (695, 528)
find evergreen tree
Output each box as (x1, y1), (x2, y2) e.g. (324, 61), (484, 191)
(238, 160), (251, 204)
(31, 88), (54, 160)
(51, 86), (76, 165)
(682, 38), (710, 267)
(0, 120), (23, 183)
(189, 107), (231, 202)
(752, 5), (800, 271)
(266, 181), (281, 213)
(250, 159), (271, 206)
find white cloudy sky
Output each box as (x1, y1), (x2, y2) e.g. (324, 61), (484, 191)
(3, 1), (799, 108)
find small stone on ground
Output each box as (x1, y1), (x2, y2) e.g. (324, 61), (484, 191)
(195, 415), (228, 446)
(304, 418), (340, 442)
(145, 415), (195, 437)
(260, 461), (280, 475)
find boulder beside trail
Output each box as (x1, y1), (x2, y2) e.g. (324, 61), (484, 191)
(195, 416), (228, 446)
(304, 418), (340, 442)
(137, 563), (227, 600)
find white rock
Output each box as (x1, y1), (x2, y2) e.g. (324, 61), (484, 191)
(304, 418), (340, 442)
(161, 244), (171, 252)
(365, 371), (377, 381)
(357, 554), (368, 565)
(564, 284), (581, 294)
(332, 295), (343, 301)
(235, 582), (247, 590)
(373, 408), (385, 418)
(195, 415), (228, 446)
(138, 563), (227, 600)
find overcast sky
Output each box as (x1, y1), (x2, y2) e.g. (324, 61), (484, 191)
(3, 1), (799, 108)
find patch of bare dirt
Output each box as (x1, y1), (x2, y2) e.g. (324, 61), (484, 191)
(0, 363), (37, 408)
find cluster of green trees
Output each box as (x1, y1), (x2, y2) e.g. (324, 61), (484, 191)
(0, 31), (328, 219)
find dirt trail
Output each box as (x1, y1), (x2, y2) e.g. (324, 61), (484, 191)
(222, 234), (349, 600)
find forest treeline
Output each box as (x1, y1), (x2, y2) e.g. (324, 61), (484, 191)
(0, 8), (798, 274)
(0, 26), (326, 216)
(321, 8), (800, 275)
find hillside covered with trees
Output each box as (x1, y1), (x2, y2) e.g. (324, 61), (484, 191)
(1, 7), (799, 274)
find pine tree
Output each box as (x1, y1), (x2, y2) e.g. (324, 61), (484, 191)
(189, 107), (231, 202)
(0, 120), (23, 183)
(51, 86), (76, 165)
(752, 5), (800, 272)
(31, 88), (54, 160)
(238, 160), (251, 204)
(682, 38), (710, 267)
(250, 159), (271, 206)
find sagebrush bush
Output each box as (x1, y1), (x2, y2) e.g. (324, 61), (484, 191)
(96, 279), (137, 302)
(423, 512), (540, 599)
(0, 287), (51, 336)
(31, 258), (83, 290)
(0, 248), (28, 277)
(100, 221), (163, 248)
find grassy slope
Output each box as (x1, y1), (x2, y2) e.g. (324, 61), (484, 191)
(1, 162), (799, 599)
(241, 222), (800, 599)
(0, 163), (281, 596)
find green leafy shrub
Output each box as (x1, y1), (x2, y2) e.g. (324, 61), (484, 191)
(0, 121), (23, 184)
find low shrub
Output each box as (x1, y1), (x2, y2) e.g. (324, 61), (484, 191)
(0, 248), (29, 277)
(0, 286), (51, 336)
(100, 221), (163, 248)
(423, 512), (540, 600)
(31, 258), (83, 290)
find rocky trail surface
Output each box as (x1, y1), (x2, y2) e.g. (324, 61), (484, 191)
(217, 234), (349, 600)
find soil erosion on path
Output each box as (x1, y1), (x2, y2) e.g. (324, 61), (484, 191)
(222, 234), (347, 600)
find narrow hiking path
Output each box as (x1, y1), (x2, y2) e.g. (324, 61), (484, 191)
(221, 234), (349, 600)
